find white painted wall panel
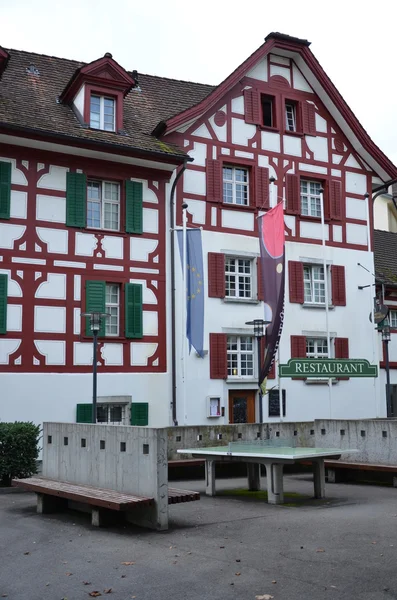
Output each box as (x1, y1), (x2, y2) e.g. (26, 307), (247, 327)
(185, 199), (206, 224)
(0, 339), (21, 364)
(36, 227), (68, 254)
(74, 307), (81, 335)
(35, 341), (65, 365)
(188, 142), (207, 166)
(292, 64), (313, 92)
(269, 64), (291, 83)
(73, 85), (85, 120)
(35, 273), (66, 299)
(74, 342), (93, 365)
(345, 154), (362, 169)
(346, 172), (367, 195)
(75, 232), (97, 256)
(36, 195), (66, 223)
(247, 57), (268, 80)
(101, 343), (123, 366)
(231, 96), (244, 114)
(130, 342), (158, 366)
(346, 223), (368, 246)
(232, 118), (256, 146)
(142, 208), (159, 234)
(35, 306), (66, 333)
(143, 311), (158, 336)
(37, 166), (68, 190)
(130, 238), (158, 261)
(183, 169), (206, 195)
(261, 131), (280, 153)
(191, 124), (212, 139)
(10, 191), (27, 219)
(0, 224), (25, 249)
(346, 197), (367, 221)
(7, 305), (22, 331)
(300, 221), (329, 241)
(102, 236), (123, 259)
(315, 114), (327, 133)
(305, 136), (328, 162)
(299, 163), (327, 175)
(208, 114), (227, 142)
(283, 135), (302, 157)
(221, 209), (254, 231)
(0, 271), (22, 296)
(333, 225), (343, 242)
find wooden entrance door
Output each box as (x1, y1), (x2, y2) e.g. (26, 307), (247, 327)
(228, 390), (256, 424)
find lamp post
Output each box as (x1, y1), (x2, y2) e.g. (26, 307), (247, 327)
(381, 319), (392, 417)
(81, 311), (110, 423)
(246, 319), (271, 423)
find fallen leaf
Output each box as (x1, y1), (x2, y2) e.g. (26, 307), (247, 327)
(23, 552), (30, 556)
(219, 546), (225, 549)
(272, 580), (277, 584)
(104, 589), (112, 594)
(121, 562), (135, 566)
(330, 586), (337, 589)
(88, 593), (102, 598)
(371, 541), (377, 545)
(316, 548), (325, 553)
(121, 575), (126, 579)
(230, 583), (234, 586)
(173, 561), (178, 564)
(236, 559), (241, 562)
(1, 595), (8, 598)
(45, 583), (50, 587)
(83, 582), (92, 585)
(255, 596), (274, 600)
(66, 572), (73, 576)
(187, 552), (192, 555)
(235, 572), (241, 576)
(62, 561), (68, 564)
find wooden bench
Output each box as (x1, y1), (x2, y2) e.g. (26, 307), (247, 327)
(324, 461), (397, 485)
(12, 477), (200, 526)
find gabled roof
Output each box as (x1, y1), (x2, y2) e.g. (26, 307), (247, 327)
(374, 229), (397, 286)
(160, 32), (397, 181)
(0, 49), (213, 161)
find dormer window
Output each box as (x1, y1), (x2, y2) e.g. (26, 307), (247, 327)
(90, 95), (115, 131)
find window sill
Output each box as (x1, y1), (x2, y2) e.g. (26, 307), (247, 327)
(80, 335), (129, 343)
(302, 303), (335, 310)
(223, 297), (260, 305)
(259, 125), (280, 134)
(222, 202), (254, 211)
(86, 226), (124, 236)
(226, 378), (258, 384)
(284, 130), (304, 137)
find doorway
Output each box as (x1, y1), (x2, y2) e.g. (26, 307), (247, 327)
(228, 390), (256, 424)
(389, 384), (397, 418)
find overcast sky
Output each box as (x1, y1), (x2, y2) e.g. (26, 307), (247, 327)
(2, 0), (397, 168)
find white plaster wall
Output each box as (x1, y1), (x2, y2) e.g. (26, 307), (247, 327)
(73, 86), (85, 121)
(374, 195), (392, 231)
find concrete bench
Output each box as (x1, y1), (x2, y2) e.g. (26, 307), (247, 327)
(12, 477), (199, 526)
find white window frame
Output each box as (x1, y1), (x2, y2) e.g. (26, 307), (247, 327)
(301, 179), (322, 217)
(87, 180), (120, 232)
(304, 264), (327, 305)
(306, 337), (330, 359)
(105, 283), (120, 337)
(223, 166), (249, 206)
(227, 335), (255, 379)
(389, 309), (397, 328)
(225, 256), (253, 300)
(90, 95), (116, 132)
(96, 403), (126, 424)
(285, 102), (296, 132)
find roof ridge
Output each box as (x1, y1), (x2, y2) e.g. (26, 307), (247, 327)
(5, 47), (85, 66)
(138, 71), (216, 88)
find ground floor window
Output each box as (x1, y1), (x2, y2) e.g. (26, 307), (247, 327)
(227, 336), (254, 377)
(96, 404), (125, 424)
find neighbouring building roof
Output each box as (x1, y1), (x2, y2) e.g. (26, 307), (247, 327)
(374, 229), (397, 285)
(0, 48), (214, 160)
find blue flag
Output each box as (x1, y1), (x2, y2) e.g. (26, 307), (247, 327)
(177, 229), (205, 358)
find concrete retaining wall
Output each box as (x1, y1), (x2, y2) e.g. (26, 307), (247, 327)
(315, 419), (397, 465)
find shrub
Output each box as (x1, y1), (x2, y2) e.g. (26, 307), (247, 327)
(0, 422), (41, 486)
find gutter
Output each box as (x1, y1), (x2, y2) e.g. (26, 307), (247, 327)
(169, 161), (188, 426)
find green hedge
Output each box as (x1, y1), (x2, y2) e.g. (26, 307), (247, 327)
(0, 422), (41, 486)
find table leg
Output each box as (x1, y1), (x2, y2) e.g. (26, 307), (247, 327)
(247, 463), (260, 491)
(265, 463), (284, 504)
(313, 459), (326, 499)
(205, 459), (216, 496)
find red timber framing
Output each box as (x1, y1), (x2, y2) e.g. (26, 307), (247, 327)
(0, 144), (167, 374)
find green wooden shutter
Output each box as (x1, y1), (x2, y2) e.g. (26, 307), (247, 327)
(130, 402), (149, 426)
(76, 403), (93, 423)
(0, 274), (8, 334)
(85, 280), (106, 337)
(125, 180), (143, 234)
(125, 283), (143, 338)
(66, 172), (87, 228)
(0, 161), (11, 220)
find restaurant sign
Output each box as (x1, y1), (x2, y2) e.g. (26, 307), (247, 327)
(279, 358), (378, 378)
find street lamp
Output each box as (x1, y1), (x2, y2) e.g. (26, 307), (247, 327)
(81, 311), (110, 423)
(246, 319), (271, 423)
(381, 319), (392, 417)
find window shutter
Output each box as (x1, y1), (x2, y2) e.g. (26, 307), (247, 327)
(288, 261), (304, 304)
(302, 102), (316, 135)
(335, 337), (349, 380)
(206, 159), (222, 203)
(285, 173), (300, 214)
(291, 335), (306, 358)
(0, 161), (11, 220)
(255, 166), (270, 209)
(210, 333), (227, 379)
(130, 402), (149, 426)
(76, 403), (93, 423)
(0, 273), (8, 334)
(125, 283), (143, 339)
(85, 280), (106, 337)
(330, 180), (342, 221)
(244, 89), (260, 125)
(257, 259), (264, 301)
(66, 172), (86, 228)
(208, 252), (225, 298)
(331, 265), (346, 306)
(125, 180), (143, 234)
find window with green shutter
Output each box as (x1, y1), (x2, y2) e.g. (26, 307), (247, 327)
(0, 161), (11, 220)
(85, 280), (106, 336)
(0, 274), (8, 334)
(125, 180), (143, 234)
(130, 402), (149, 426)
(66, 172), (87, 228)
(125, 283), (143, 338)
(76, 403), (93, 423)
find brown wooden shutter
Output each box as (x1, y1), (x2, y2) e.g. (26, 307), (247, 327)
(208, 252), (225, 298)
(291, 335), (306, 358)
(331, 265), (346, 306)
(206, 159), (222, 203)
(330, 180), (342, 221)
(302, 102), (316, 135)
(255, 166), (270, 209)
(244, 89), (260, 125)
(285, 173), (300, 214)
(257, 259), (264, 301)
(335, 337), (349, 380)
(288, 261), (304, 304)
(210, 333), (227, 379)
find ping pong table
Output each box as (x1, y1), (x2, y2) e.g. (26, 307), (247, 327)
(177, 441), (357, 505)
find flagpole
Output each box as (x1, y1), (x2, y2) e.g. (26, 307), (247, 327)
(182, 202), (188, 425)
(320, 189), (332, 418)
(365, 191), (379, 417)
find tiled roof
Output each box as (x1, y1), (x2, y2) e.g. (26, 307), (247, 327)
(0, 49), (214, 159)
(374, 229), (397, 285)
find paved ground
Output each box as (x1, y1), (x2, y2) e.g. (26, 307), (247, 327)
(1, 474), (397, 600)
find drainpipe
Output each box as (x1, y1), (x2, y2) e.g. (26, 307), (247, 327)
(170, 161), (189, 425)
